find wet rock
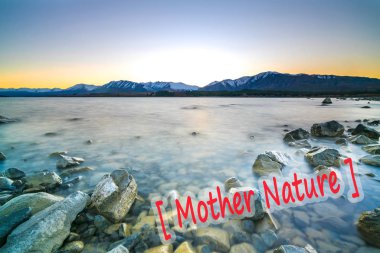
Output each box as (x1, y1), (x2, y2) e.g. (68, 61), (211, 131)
(107, 245), (129, 253)
(368, 120), (380, 126)
(91, 169), (137, 222)
(60, 166), (95, 178)
(293, 210), (310, 227)
(229, 243), (258, 253)
(25, 171), (62, 189)
(86, 139), (93, 144)
(305, 147), (340, 167)
(94, 214), (112, 231)
(352, 124), (380, 140)
(283, 128), (310, 143)
(1, 191), (89, 253)
(322, 97), (332, 104)
(265, 151), (291, 166)
(288, 140), (311, 148)
(0, 115), (17, 124)
(58, 241), (84, 253)
(66, 232), (80, 242)
(2, 168), (26, 180)
(224, 177), (242, 192)
(0, 207), (31, 246)
(362, 106), (371, 109)
(274, 245), (308, 253)
(231, 231), (251, 244)
(335, 138), (348, 146)
(49, 151), (68, 158)
(0, 177), (14, 190)
(0, 193), (13, 205)
(349, 135), (377, 145)
(57, 155), (85, 169)
(252, 154), (283, 176)
(145, 244), (173, 253)
(195, 227), (230, 252)
(0, 152), (6, 161)
(311, 120), (344, 137)
(0, 192), (63, 217)
(360, 155), (380, 167)
(362, 144), (380, 155)
(261, 229), (278, 247)
(174, 241), (196, 253)
(242, 220), (255, 233)
(22, 185), (46, 193)
(251, 234), (266, 252)
(44, 132), (59, 137)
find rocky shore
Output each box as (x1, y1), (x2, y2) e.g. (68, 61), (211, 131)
(0, 102), (380, 253)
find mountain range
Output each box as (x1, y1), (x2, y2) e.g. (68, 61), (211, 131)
(1, 71), (380, 96)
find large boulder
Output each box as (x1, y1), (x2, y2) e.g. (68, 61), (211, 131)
(349, 135), (377, 145)
(1, 191), (89, 253)
(283, 128), (310, 143)
(357, 207), (380, 247)
(305, 147), (340, 167)
(0, 192), (63, 217)
(252, 154), (283, 176)
(195, 227), (230, 252)
(360, 155), (380, 167)
(311, 120), (344, 137)
(25, 170), (62, 189)
(352, 124), (380, 140)
(362, 144), (380, 155)
(0, 207), (32, 246)
(57, 155), (85, 169)
(91, 169), (137, 222)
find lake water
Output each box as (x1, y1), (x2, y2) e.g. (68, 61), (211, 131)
(0, 97), (379, 252)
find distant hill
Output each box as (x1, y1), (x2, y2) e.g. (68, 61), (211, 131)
(1, 72), (380, 96)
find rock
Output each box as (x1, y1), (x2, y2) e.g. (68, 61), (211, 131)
(260, 229), (278, 247)
(274, 245), (308, 253)
(66, 232), (80, 242)
(1, 191), (89, 253)
(107, 245), (130, 253)
(224, 177), (242, 192)
(195, 227), (230, 252)
(229, 243), (258, 253)
(145, 244), (173, 253)
(251, 234), (266, 252)
(174, 241), (196, 253)
(22, 185), (46, 193)
(0, 115), (17, 124)
(91, 169), (137, 222)
(283, 128), (310, 143)
(0, 207), (31, 246)
(231, 231), (251, 244)
(60, 167), (94, 178)
(57, 155), (85, 169)
(362, 106), (371, 109)
(44, 132), (60, 137)
(305, 147), (340, 167)
(265, 151), (291, 166)
(25, 171), (62, 188)
(368, 120), (380, 126)
(335, 138), (348, 146)
(293, 210), (310, 227)
(2, 168), (26, 180)
(349, 135), (377, 145)
(0, 193), (13, 205)
(0, 177), (14, 190)
(252, 154), (283, 176)
(0, 192), (63, 217)
(58, 241), (84, 253)
(362, 144), (380, 155)
(311, 120), (344, 137)
(94, 215), (112, 231)
(132, 216), (155, 233)
(360, 155), (380, 167)
(322, 97), (332, 104)
(352, 124), (380, 140)
(0, 152), (6, 161)
(49, 151), (68, 157)
(242, 220), (255, 233)
(288, 139), (311, 148)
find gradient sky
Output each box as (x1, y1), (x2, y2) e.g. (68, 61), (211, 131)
(1, 0), (379, 88)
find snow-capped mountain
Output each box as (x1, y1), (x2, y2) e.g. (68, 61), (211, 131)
(98, 80), (198, 92)
(66, 84), (98, 91)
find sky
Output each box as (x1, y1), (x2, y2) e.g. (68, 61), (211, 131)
(0, 0), (379, 88)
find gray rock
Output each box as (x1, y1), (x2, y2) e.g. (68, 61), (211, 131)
(2, 167), (26, 180)
(0, 207), (31, 246)
(349, 135), (377, 145)
(25, 170), (62, 188)
(229, 243), (258, 253)
(57, 155), (85, 169)
(305, 147), (340, 167)
(60, 166), (95, 178)
(284, 128), (310, 143)
(352, 124), (380, 140)
(94, 215), (112, 231)
(335, 138), (348, 146)
(288, 139), (311, 148)
(360, 155), (380, 167)
(0, 115), (17, 124)
(195, 227), (230, 252)
(362, 144), (380, 154)
(357, 207), (380, 247)
(311, 120), (344, 137)
(91, 169), (137, 222)
(0, 192), (63, 217)
(252, 154), (283, 176)
(322, 97), (332, 104)
(251, 234), (267, 252)
(57, 240), (84, 253)
(0, 177), (14, 190)
(260, 229), (278, 247)
(49, 151), (68, 158)
(107, 245), (130, 253)
(0, 152), (6, 161)
(1, 191), (89, 253)
(274, 245), (308, 253)
(265, 151), (291, 166)
(224, 177), (242, 192)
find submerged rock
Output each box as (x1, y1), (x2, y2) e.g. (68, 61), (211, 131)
(360, 155), (380, 167)
(60, 166), (95, 178)
(288, 139), (311, 148)
(283, 128), (310, 143)
(349, 135), (377, 145)
(57, 155), (85, 169)
(0, 177), (14, 191)
(25, 171), (62, 189)
(357, 207), (380, 247)
(0, 115), (17, 124)
(274, 245), (308, 253)
(0, 207), (32, 246)
(305, 147), (340, 167)
(253, 154), (283, 176)
(311, 120), (344, 137)
(362, 144), (380, 155)
(0, 192), (63, 216)
(2, 167), (26, 180)
(322, 97), (332, 104)
(195, 227), (230, 252)
(335, 138), (348, 146)
(352, 124), (380, 140)
(0, 152), (6, 161)
(49, 151), (68, 158)
(1, 191), (89, 253)
(91, 169), (137, 222)
(107, 245), (130, 253)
